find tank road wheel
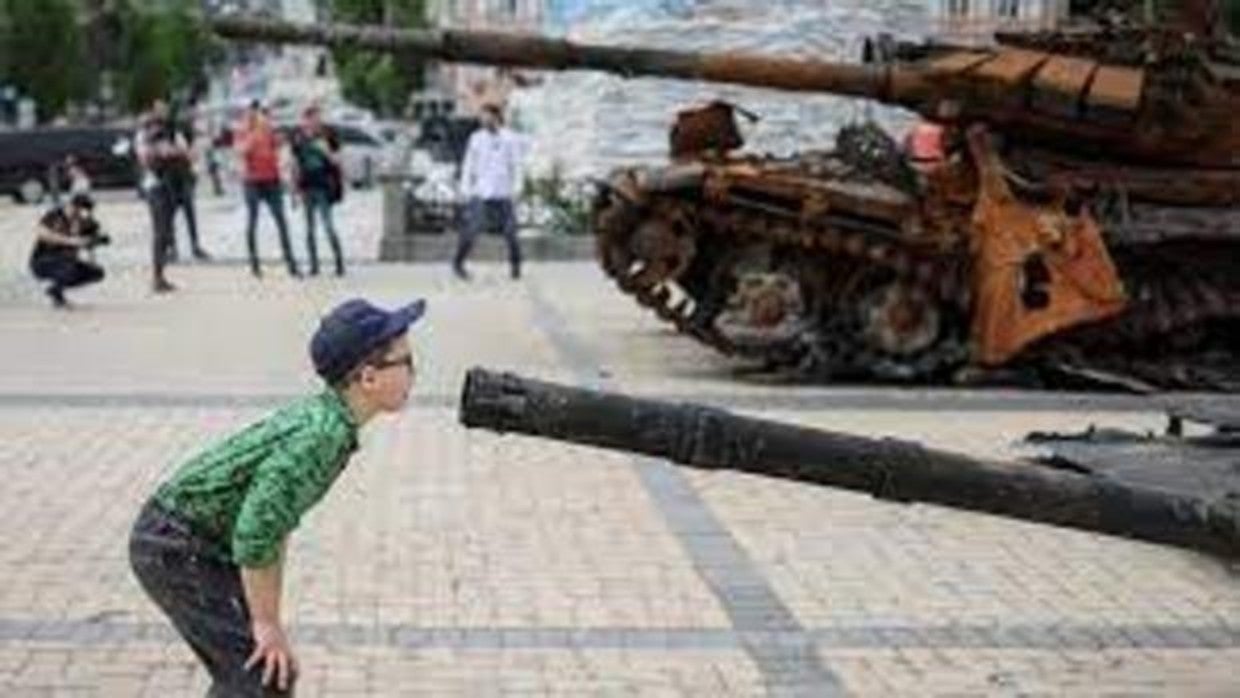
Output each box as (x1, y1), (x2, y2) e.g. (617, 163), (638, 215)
(702, 244), (820, 365)
(714, 270), (809, 351)
(851, 277), (966, 381)
(859, 281), (942, 357)
(798, 270), (967, 383)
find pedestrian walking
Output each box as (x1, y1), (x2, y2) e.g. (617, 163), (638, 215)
(236, 102), (300, 279)
(454, 103), (523, 280)
(129, 297), (425, 696)
(290, 105), (345, 276)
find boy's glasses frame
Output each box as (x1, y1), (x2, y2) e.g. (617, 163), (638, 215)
(371, 354), (414, 372)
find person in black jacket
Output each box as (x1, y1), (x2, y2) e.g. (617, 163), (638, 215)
(290, 105), (345, 276)
(29, 193), (107, 308)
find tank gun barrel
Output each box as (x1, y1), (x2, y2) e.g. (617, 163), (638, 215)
(210, 15), (918, 100)
(459, 368), (1240, 559)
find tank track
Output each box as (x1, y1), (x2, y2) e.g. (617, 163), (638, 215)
(593, 166), (1240, 391)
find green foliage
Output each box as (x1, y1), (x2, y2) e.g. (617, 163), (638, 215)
(0, 0), (90, 121)
(111, 0), (220, 114)
(522, 163), (593, 237)
(0, 0), (218, 122)
(329, 0), (426, 117)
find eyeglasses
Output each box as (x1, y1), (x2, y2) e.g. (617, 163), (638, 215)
(371, 353), (414, 373)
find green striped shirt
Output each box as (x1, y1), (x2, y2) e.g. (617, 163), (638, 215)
(155, 389), (359, 567)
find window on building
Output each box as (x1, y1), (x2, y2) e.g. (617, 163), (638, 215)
(994, 0), (1020, 19)
(947, 0), (970, 17)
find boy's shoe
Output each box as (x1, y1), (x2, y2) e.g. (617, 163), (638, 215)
(452, 264), (470, 281)
(152, 278), (176, 294)
(192, 248), (212, 261)
(511, 267), (521, 280)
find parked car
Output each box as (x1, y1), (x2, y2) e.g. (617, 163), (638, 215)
(0, 127), (138, 203)
(335, 123), (386, 189)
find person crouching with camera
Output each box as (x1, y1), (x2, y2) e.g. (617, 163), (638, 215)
(29, 193), (108, 309)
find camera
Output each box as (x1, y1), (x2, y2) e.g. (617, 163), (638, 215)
(79, 219), (111, 248)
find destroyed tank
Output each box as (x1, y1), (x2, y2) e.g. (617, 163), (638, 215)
(211, 14), (1240, 389)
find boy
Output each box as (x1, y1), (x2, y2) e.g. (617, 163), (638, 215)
(129, 297), (424, 696)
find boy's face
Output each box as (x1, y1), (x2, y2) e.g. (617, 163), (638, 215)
(355, 335), (416, 412)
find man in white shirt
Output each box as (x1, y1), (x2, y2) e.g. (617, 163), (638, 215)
(454, 104), (523, 280)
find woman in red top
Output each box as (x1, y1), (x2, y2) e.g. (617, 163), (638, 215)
(236, 102), (301, 278)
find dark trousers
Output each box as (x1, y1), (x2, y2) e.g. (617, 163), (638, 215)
(166, 180), (203, 256)
(302, 187), (344, 275)
(244, 182), (298, 276)
(454, 198), (521, 275)
(147, 183), (176, 283)
(30, 254), (104, 293)
(129, 500), (292, 697)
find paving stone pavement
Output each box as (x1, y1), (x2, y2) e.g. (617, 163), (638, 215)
(0, 193), (1238, 696)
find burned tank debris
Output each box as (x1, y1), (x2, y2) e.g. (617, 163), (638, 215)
(211, 14), (1240, 390)
(459, 367), (1240, 559)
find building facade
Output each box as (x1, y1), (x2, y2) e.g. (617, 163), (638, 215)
(932, 0), (1070, 44)
(423, 0), (548, 115)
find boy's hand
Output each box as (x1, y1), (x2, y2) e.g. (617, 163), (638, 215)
(246, 620), (297, 691)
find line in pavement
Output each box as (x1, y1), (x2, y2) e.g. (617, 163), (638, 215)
(3, 619), (1237, 652)
(523, 281), (844, 698)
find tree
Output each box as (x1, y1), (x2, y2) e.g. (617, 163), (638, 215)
(109, 0), (220, 114)
(0, 0), (90, 122)
(0, 0), (219, 122)
(329, 0), (427, 117)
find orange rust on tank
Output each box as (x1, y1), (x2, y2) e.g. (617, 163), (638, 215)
(1086, 65), (1144, 113)
(925, 50), (993, 77)
(966, 127), (1127, 365)
(671, 101), (744, 158)
(696, 53), (888, 96)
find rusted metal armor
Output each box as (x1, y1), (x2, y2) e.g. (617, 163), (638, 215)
(211, 14), (1240, 388)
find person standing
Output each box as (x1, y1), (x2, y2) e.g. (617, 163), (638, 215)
(453, 103), (523, 281)
(290, 105), (345, 276)
(236, 102), (300, 279)
(135, 99), (190, 292)
(164, 104), (209, 263)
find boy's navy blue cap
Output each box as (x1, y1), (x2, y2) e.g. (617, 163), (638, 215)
(69, 193), (94, 210)
(310, 298), (426, 383)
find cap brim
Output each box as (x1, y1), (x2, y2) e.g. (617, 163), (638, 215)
(381, 299), (427, 341)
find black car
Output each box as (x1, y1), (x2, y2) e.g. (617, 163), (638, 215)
(0, 127), (138, 203)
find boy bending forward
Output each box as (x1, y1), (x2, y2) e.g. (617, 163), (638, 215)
(130, 297), (424, 696)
